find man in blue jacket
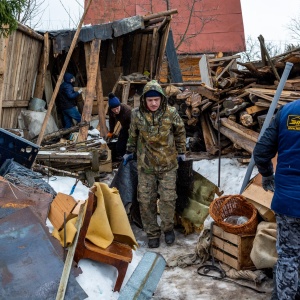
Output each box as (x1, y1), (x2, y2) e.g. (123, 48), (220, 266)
(253, 101), (300, 300)
(57, 73), (82, 128)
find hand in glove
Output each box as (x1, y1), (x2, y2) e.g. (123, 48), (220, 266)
(78, 89), (83, 94)
(123, 153), (134, 166)
(262, 174), (275, 192)
(177, 153), (186, 162)
(106, 132), (113, 139)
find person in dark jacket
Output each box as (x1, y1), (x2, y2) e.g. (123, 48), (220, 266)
(57, 73), (82, 128)
(253, 101), (300, 300)
(107, 92), (132, 159)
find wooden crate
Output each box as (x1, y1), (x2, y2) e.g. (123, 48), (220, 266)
(212, 224), (256, 270)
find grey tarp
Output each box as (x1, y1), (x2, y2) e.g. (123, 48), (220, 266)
(44, 15), (144, 54)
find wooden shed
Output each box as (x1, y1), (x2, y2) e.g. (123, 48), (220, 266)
(0, 23), (44, 129)
(0, 10), (175, 140)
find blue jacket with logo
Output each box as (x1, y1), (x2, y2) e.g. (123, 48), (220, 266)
(253, 100), (300, 217)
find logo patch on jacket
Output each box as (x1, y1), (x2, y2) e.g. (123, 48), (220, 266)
(287, 115), (300, 130)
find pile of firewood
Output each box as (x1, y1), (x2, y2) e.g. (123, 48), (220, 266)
(165, 46), (300, 158)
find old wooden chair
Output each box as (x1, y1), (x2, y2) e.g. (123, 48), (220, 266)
(74, 186), (132, 292)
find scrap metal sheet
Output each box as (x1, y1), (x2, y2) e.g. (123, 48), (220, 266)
(0, 207), (87, 300)
(0, 176), (53, 221)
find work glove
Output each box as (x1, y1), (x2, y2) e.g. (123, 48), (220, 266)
(177, 154), (186, 162)
(106, 132), (113, 139)
(123, 153), (134, 166)
(78, 89), (83, 94)
(262, 174), (275, 192)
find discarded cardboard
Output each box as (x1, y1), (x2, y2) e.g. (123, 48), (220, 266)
(242, 158), (277, 222)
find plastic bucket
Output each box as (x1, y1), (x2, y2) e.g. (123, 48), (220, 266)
(28, 97), (46, 112)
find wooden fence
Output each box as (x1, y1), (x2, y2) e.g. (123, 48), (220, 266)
(0, 23), (43, 128)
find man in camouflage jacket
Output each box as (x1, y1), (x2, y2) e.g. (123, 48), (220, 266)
(124, 80), (186, 248)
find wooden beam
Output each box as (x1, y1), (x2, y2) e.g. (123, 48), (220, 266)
(156, 18), (171, 80)
(143, 9), (178, 21)
(150, 27), (158, 79)
(34, 32), (49, 99)
(56, 204), (85, 300)
(78, 39), (101, 142)
(17, 22), (44, 41)
(200, 112), (218, 155)
(258, 35), (280, 81)
(220, 118), (259, 143)
(0, 36), (9, 126)
(246, 105), (267, 114)
(36, 0), (93, 146)
(96, 56), (107, 137)
(2, 100), (29, 107)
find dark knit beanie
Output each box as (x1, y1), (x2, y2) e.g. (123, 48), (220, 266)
(144, 90), (161, 98)
(108, 92), (121, 108)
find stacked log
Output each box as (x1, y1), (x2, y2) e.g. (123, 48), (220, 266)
(165, 47), (300, 157)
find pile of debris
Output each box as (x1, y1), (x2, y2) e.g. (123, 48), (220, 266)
(165, 46), (300, 158)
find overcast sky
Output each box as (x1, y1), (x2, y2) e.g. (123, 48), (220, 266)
(35, 0), (300, 45)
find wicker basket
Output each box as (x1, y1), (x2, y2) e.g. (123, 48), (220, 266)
(209, 194), (258, 235)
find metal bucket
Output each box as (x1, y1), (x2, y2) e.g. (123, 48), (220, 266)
(28, 97), (46, 112)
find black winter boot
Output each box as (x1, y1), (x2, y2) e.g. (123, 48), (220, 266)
(165, 230), (175, 245)
(148, 238), (160, 248)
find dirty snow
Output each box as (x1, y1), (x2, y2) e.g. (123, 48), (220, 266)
(46, 158), (272, 300)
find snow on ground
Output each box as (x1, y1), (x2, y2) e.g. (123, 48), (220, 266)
(46, 158), (271, 300)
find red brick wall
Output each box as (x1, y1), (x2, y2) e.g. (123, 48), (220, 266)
(84, 0), (245, 54)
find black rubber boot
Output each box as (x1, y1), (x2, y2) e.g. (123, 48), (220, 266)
(165, 230), (175, 245)
(148, 238), (160, 248)
(270, 263), (278, 300)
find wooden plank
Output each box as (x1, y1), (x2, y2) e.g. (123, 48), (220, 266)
(156, 19), (171, 80)
(56, 204), (85, 300)
(78, 39), (101, 142)
(212, 248), (239, 270)
(212, 236), (239, 257)
(246, 105), (268, 114)
(216, 125), (256, 154)
(96, 53), (108, 137)
(215, 59), (236, 81)
(212, 224), (239, 244)
(106, 39), (117, 68)
(150, 28), (158, 78)
(11, 31), (23, 102)
(220, 118), (259, 143)
(130, 33), (142, 74)
(199, 54), (213, 88)
(121, 82), (130, 105)
(144, 34), (152, 73)
(138, 34), (148, 74)
(0, 35), (9, 126)
(200, 112), (218, 155)
(34, 32), (49, 99)
(36, 0), (93, 146)
(2, 100), (29, 107)
(115, 37), (124, 67)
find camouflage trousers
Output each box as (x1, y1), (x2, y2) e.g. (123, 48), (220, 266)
(276, 213), (300, 300)
(137, 167), (177, 239)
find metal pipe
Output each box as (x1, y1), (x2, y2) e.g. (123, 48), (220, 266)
(239, 62), (294, 193)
